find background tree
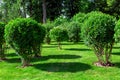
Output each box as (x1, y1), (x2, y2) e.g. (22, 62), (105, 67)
(93, 0), (120, 19)
(81, 11), (116, 66)
(62, 0), (93, 18)
(0, 0), (22, 22)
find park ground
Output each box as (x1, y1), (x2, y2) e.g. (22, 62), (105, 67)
(0, 42), (120, 80)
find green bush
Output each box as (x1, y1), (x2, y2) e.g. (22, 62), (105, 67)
(4, 18), (45, 67)
(114, 19), (120, 43)
(66, 21), (81, 43)
(42, 20), (54, 44)
(54, 16), (68, 27)
(50, 26), (68, 49)
(0, 22), (6, 60)
(81, 11), (116, 66)
(71, 12), (85, 23)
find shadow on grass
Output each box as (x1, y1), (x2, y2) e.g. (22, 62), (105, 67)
(5, 58), (20, 63)
(33, 62), (91, 72)
(114, 62), (120, 68)
(6, 53), (17, 57)
(112, 52), (120, 55)
(32, 54), (81, 62)
(5, 54), (81, 63)
(50, 43), (74, 45)
(65, 48), (91, 51)
(43, 45), (58, 48)
(113, 47), (120, 49)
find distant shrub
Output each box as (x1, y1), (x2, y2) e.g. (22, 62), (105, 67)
(42, 20), (54, 44)
(66, 21), (81, 43)
(5, 18), (45, 67)
(71, 12), (85, 23)
(50, 26), (68, 49)
(54, 16), (68, 27)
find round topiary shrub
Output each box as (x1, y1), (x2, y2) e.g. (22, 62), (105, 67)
(81, 11), (116, 67)
(50, 26), (68, 49)
(0, 22), (6, 60)
(4, 18), (45, 67)
(66, 21), (81, 43)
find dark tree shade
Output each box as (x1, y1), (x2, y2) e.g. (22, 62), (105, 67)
(0, 22), (6, 60)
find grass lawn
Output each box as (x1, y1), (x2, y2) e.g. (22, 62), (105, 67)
(0, 42), (120, 80)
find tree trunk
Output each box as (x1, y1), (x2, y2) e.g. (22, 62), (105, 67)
(93, 46), (105, 66)
(22, 0), (26, 18)
(21, 57), (30, 67)
(42, 0), (47, 23)
(33, 44), (41, 58)
(45, 36), (51, 44)
(0, 44), (6, 60)
(58, 41), (62, 50)
(29, 0), (33, 17)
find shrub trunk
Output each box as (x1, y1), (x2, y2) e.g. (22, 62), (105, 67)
(0, 44), (6, 60)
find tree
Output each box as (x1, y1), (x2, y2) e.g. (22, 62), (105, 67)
(0, 22), (6, 60)
(92, 0), (120, 19)
(62, 0), (92, 18)
(42, 0), (46, 23)
(50, 27), (68, 49)
(0, 0), (24, 22)
(81, 11), (116, 66)
(4, 18), (45, 67)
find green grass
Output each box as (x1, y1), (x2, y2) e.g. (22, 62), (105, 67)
(0, 42), (120, 80)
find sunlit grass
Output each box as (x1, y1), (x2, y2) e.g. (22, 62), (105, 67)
(0, 42), (120, 80)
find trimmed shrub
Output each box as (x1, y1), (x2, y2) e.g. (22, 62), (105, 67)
(50, 26), (68, 49)
(81, 11), (116, 66)
(0, 22), (6, 60)
(4, 18), (45, 67)
(66, 21), (81, 43)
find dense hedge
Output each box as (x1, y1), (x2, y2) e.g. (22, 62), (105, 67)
(4, 18), (45, 67)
